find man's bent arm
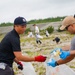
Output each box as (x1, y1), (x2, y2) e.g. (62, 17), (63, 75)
(57, 55), (75, 65)
(14, 52), (35, 62)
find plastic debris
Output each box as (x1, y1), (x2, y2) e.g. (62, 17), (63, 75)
(45, 48), (75, 75)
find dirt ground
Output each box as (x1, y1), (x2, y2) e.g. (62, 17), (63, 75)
(12, 31), (75, 75)
(0, 22), (75, 75)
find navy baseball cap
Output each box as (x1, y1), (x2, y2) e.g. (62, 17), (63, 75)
(14, 17), (27, 25)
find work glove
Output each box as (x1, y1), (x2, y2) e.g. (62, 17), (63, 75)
(59, 50), (70, 60)
(35, 55), (46, 62)
(47, 59), (58, 67)
(17, 62), (23, 70)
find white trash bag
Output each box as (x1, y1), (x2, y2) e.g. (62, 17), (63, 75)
(36, 34), (43, 39)
(22, 62), (36, 75)
(45, 48), (75, 75)
(46, 64), (75, 75)
(28, 32), (34, 37)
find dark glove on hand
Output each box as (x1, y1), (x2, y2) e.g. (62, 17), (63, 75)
(35, 55), (46, 62)
(17, 62), (23, 70)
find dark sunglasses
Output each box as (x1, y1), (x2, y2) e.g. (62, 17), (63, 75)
(65, 23), (75, 30)
(65, 25), (71, 30)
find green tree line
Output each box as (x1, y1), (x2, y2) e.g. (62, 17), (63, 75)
(0, 16), (65, 27)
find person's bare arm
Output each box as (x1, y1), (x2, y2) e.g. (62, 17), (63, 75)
(14, 58), (19, 63)
(70, 50), (75, 55)
(14, 52), (35, 62)
(57, 55), (75, 65)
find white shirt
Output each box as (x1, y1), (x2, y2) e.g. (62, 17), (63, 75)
(35, 26), (39, 34)
(46, 30), (49, 36)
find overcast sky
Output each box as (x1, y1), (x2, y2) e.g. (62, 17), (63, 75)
(0, 0), (75, 23)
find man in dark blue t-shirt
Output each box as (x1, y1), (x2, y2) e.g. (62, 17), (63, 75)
(0, 17), (46, 75)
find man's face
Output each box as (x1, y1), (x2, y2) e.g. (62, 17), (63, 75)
(15, 25), (26, 34)
(66, 24), (75, 34)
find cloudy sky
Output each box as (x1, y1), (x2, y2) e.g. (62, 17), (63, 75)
(0, 0), (75, 23)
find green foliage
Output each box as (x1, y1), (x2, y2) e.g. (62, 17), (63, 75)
(57, 25), (62, 32)
(24, 28), (31, 34)
(0, 16), (66, 26)
(27, 16), (65, 24)
(40, 26), (54, 35)
(0, 22), (13, 27)
(46, 26), (54, 33)
(57, 25), (65, 32)
(40, 29), (45, 35)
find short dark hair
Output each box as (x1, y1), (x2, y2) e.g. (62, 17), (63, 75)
(33, 24), (36, 26)
(74, 14), (75, 18)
